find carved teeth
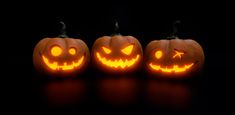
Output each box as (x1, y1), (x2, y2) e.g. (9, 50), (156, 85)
(149, 63), (194, 73)
(42, 55), (84, 71)
(96, 52), (140, 69)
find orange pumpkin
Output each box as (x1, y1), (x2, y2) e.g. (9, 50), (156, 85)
(145, 21), (204, 78)
(91, 22), (143, 73)
(33, 22), (90, 76)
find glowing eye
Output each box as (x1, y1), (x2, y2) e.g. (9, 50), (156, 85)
(102, 47), (111, 54)
(51, 46), (62, 56)
(121, 45), (133, 55)
(155, 50), (162, 59)
(69, 48), (76, 55)
(173, 50), (184, 59)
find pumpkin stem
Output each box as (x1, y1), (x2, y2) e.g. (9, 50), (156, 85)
(58, 21), (69, 38)
(112, 20), (121, 36)
(169, 20), (181, 39)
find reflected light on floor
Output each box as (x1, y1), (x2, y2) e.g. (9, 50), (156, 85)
(146, 80), (191, 109)
(43, 79), (86, 107)
(98, 77), (138, 106)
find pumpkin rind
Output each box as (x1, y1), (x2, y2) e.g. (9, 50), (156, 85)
(92, 35), (143, 73)
(33, 38), (90, 76)
(145, 38), (204, 78)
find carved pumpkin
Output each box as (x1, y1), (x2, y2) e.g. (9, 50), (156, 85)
(145, 21), (204, 78)
(92, 22), (143, 73)
(33, 22), (90, 76)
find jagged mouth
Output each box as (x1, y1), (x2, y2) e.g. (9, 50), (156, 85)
(149, 63), (195, 73)
(42, 55), (84, 71)
(96, 52), (140, 69)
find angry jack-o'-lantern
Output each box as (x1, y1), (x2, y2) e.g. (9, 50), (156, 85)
(33, 22), (90, 76)
(145, 21), (204, 78)
(92, 22), (143, 73)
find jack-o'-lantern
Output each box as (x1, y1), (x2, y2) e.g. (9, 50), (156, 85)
(92, 22), (143, 73)
(145, 21), (204, 78)
(33, 22), (90, 76)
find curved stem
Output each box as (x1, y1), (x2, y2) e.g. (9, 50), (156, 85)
(173, 20), (180, 35)
(170, 20), (181, 38)
(58, 21), (68, 38)
(112, 20), (121, 36)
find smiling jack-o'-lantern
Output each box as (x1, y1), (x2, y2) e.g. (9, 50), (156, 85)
(145, 21), (204, 78)
(92, 22), (143, 73)
(33, 22), (90, 76)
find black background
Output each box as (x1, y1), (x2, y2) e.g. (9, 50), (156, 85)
(3, 0), (234, 114)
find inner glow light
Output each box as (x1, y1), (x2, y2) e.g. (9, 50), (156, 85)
(149, 63), (194, 73)
(121, 45), (133, 55)
(42, 55), (84, 71)
(96, 52), (140, 69)
(155, 50), (162, 59)
(173, 51), (184, 59)
(51, 46), (62, 56)
(102, 47), (112, 54)
(69, 48), (76, 55)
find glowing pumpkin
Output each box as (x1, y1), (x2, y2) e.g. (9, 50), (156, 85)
(145, 21), (204, 78)
(145, 38), (204, 77)
(92, 22), (143, 73)
(33, 22), (90, 76)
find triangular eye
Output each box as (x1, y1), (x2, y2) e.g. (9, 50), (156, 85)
(102, 46), (111, 54)
(121, 45), (133, 55)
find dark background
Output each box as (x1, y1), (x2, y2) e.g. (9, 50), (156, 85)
(3, 0), (234, 114)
